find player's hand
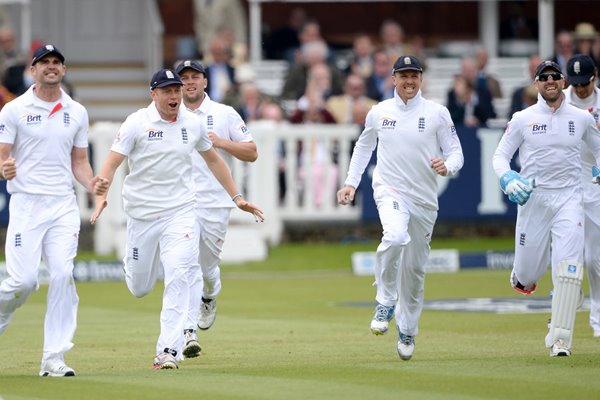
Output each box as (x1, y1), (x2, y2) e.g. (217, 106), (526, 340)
(91, 176), (109, 195)
(90, 197), (108, 224)
(234, 197), (265, 222)
(1, 157), (16, 180)
(207, 132), (223, 148)
(500, 170), (535, 206)
(592, 166), (600, 185)
(430, 157), (447, 176)
(337, 186), (355, 205)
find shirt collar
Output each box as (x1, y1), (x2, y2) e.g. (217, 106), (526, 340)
(23, 85), (72, 108)
(148, 101), (184, 123)
(394, 89), (422, 110)
(536, 92), (566, 113)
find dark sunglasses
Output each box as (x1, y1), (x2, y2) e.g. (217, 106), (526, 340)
(537, 72), (563, 82)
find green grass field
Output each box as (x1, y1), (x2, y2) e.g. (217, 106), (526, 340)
(1, 239), (599, 400)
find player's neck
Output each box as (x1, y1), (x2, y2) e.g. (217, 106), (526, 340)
(34, 84), (62, 102)
(184, 93), (205, 112)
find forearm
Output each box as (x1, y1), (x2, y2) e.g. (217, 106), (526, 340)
(216, 140), (257, 162)
(204, 151), (240, 198)
(72, 161), (95, 192)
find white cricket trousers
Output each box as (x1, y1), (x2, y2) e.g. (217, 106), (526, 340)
(373, 186), (437, 337)
(124, 205), (199, 359)
(512, 186), (584, 287)
(185, 207), (230, 329)
(584, 192), (600, 334)
(0, 193), (80, 363)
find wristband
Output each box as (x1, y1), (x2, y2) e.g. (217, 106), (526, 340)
(232, 193), (243, 202)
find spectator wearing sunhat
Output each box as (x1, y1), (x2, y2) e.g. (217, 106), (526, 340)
(573, 22), (600, 71)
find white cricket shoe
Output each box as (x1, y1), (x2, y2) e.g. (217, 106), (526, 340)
(39, 359), (75, 377)
(197, 298), (217, 330)
(549, 340), (570, 357)
(370, 303), (395, 335)
(397, 332), (415, 360)
(182, 329), (202, 359)
(153, 349), (179, 369)
(593, 330), (600, 338)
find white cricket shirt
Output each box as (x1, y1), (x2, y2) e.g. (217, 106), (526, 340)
(564, 86), (600, 203)
(344, 90), (464, 210)
(493, 93), (600, 189)
(0, 86), (89, 195)
(111, 102), (212, 220)
(187, 94), (253, 208)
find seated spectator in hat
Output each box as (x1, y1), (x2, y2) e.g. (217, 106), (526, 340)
(573, 22), (600, 70)
(508, 54), (542, 118)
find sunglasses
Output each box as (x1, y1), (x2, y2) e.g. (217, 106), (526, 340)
(537, 72), (563, 82)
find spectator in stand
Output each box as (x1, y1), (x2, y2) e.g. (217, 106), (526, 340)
(447, 75), (495, 128)
(379, 20), (408, 63)
(346, 33), (375, 79)
(193, 0), (247, 62)
(508, 54), (542, 118)
(0, 27), (26, 75)
(552, 30), (575, 76)
(289, 63), (337, 208)
(326, 73), (377, 125)
(204, 35), (236, 103)
(573, 22), (600, 70)
(365, 48), (395, 101)
(260, 102), (289, 204)
(235, 82), (266, 122)
(281, 40), (343, 101)
(499, 1), (538, 40)
(264, 7), (307, 61)
(448, 56), (496, 125)
(474, 46), (503, 98)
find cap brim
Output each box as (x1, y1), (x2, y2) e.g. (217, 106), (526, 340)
(32, 51), (65, 65)
(567, 74), (593, 85)
(176, 66), (205, 75)
(393, 67), (422, 73)
(152, 81), (183, 89)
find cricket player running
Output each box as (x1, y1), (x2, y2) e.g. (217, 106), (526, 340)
(90, 69), (263, 370)
(563, 54), (600, 337)
(493, 60), (600, 356)
(337, 56), (463, 360)
(0, 45), (108, 377)
(174, 60), (257, 358)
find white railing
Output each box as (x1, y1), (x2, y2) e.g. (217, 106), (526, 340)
(145, 0), (164, 76)
(78, 121), (364, 260)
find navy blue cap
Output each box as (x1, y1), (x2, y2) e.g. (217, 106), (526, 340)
(175, 60), (206, 76)
(534, 60), (562, 78)
(392, 55), (423, 73)
(31, 44), (65, 65)
(567, 54), (596, 85)
(150, 69), (183, 89)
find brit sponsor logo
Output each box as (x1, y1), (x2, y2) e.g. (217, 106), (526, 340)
(24, 113), (42, 126)
(147, 129), (164, 141)
(380, 117), (397, 129)
(240, 124), (248, 134)
(530, 123), (547, 134)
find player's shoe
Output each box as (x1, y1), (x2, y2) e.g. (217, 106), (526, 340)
(593, 330), (600, 338)
(549, 340), (570, 357)
(182, 329), (202, 359)
(197, 297), (217, 330)
(152, 349), (179, 370)
(370, 303), (395, 335)
(510, 270), (537, 295)
(397, 331), (415, 360)
(39, 359), (75, 377)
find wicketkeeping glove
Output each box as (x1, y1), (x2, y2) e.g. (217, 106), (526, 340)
(499, 170), (535, 206)
(593, 166), (600, 185)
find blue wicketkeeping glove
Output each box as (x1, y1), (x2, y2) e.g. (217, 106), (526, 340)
(593, 166), (600, 185)
(499, 170), (535, 206)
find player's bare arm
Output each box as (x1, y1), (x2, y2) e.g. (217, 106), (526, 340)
(430, 157), (448, 176)
(90, 150), (126, 224)
(0, 143), (16, 180)
(207, 132), (258, 162)
(337, 185), (356, 205)
(200, 146), (265, 222)
(71, 146), (108, 194)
